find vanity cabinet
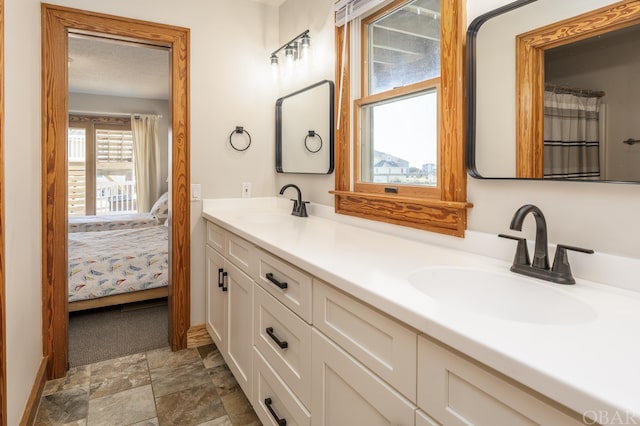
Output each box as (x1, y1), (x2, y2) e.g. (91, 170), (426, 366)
(205, 245), (226, 350)
(205, 222), (254, 398)
(417, 336), (583, 426)
(252, 247), (314, 425)
(205, 219), (589, 426)
(311, 328), (416, 426)
(313, 280), (417, 401)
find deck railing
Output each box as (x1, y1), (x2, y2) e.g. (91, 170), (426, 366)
(68, 166), (137, 215)
(96, 181), (137, 214)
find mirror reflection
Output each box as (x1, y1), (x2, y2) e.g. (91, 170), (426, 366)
(276, 80), (334, 174)
(468, 0), (640, 182)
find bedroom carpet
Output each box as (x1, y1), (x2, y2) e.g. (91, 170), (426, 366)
(68, 299), (169, 367)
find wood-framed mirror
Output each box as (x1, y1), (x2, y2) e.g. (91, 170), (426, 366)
(42, 4), (190, 379)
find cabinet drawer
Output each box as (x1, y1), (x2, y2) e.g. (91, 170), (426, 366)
(255, 247), (312, 323)
(206, 221), (225, 254)
(313, 280), (417, 401)
(225, 232), (254, 276)
(417, 335), (584, 426)
(311, 329), (416, 426)
(254, 284), (312, 408)
(254, 348), (311, 426)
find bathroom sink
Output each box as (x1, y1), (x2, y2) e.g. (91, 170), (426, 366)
(408, 267), (597, 324)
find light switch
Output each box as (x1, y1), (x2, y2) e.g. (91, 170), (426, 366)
(191, 184), (202, 201)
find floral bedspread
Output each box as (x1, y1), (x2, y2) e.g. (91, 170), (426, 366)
(68, 213), (159, 233)
(68, 225), (169, 302)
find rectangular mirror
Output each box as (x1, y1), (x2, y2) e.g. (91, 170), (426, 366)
(276, 80), (334, 174)
(467, 0), (640, 182)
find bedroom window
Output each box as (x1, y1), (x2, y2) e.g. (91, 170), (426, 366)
(333, 0), (470, 237)
(68, 115), (136, 216)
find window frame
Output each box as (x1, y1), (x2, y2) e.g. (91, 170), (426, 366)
(333, 0), (471, 237)
(68, 114), (134, 216)
(353, 78), (442, 198)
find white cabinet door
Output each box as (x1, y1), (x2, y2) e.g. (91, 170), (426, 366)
(313, 280), (417, 401)
(311, 329), (416, 426)
(225, 260), (254, 398)
(417, 335), (583, 426)
(205, 245), (226, 352)
(416, 409), (440, 426)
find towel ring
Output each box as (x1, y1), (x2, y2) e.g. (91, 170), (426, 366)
(229, 126), (252, 152)
(304, 130), (323, 153)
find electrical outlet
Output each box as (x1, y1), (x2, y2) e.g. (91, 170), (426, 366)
(242, 182), (251, 198)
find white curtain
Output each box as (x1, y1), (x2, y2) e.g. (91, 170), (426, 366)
(543, 91), (601, 179)
(131, 114), (161, 212)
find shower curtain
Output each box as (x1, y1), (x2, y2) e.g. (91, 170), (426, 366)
(543, 91), (601, 179)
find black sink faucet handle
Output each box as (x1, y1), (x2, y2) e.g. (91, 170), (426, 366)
(498, 234), (531, 267)
(552, 244), (594, 276)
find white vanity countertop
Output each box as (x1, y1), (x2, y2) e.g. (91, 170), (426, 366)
(202, 197), (640, 421)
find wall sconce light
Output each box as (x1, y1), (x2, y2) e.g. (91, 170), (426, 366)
(270, 29), (310, 68)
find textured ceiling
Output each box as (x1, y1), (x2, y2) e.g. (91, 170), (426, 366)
(68, 35), (170, 100)
(68, 1), (286, 100)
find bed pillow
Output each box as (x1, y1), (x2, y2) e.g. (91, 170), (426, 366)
(150, 192), (169, 220)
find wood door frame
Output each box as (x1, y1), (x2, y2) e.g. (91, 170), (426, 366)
(0, 0), (6, 421)
(42, 4), (190, 379)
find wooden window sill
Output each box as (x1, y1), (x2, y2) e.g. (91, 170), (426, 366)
(331, 191), (473, 237)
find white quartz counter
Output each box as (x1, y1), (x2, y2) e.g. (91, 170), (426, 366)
(202, 197), (640, 422)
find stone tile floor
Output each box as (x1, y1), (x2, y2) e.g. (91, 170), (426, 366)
(34, 344), (261, 426)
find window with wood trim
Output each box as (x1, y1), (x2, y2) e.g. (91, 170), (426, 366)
(333, 0), (471, 237)
(68, 115), (137, 216)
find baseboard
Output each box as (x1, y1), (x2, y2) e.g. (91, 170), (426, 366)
(20, 356), (48, 426)
(187, 324), (213, 348)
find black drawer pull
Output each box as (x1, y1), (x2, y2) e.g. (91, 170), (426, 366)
(222, 271), (228, 292)
(266, 327), (288, 349)
(217, 268), (224, 287)
(264, 397), (286, 426)
(266, 272), (288, 289)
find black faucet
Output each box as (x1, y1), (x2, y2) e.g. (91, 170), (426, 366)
(279, 184), (308, 217)
(499, 204), (593, 285)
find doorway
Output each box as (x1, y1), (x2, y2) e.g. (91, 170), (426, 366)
(42, 4), (190, 379)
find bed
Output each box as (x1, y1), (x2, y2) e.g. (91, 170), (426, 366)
(68, 225), (169, 312)
(68, 191), (169, 233)
(68, 213), (160, 233)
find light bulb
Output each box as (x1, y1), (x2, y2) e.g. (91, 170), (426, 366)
(299, 34), (311, 60)
(285, 43), (297, 65)
(271, 55), (279, 78)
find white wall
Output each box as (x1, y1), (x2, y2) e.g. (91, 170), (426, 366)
(4, 0), (277, 423)
(274, 0), (336, 205)
(69, 93), (171, 192)
(465, 0), (640, 259)
(279, 0), (640, 260)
